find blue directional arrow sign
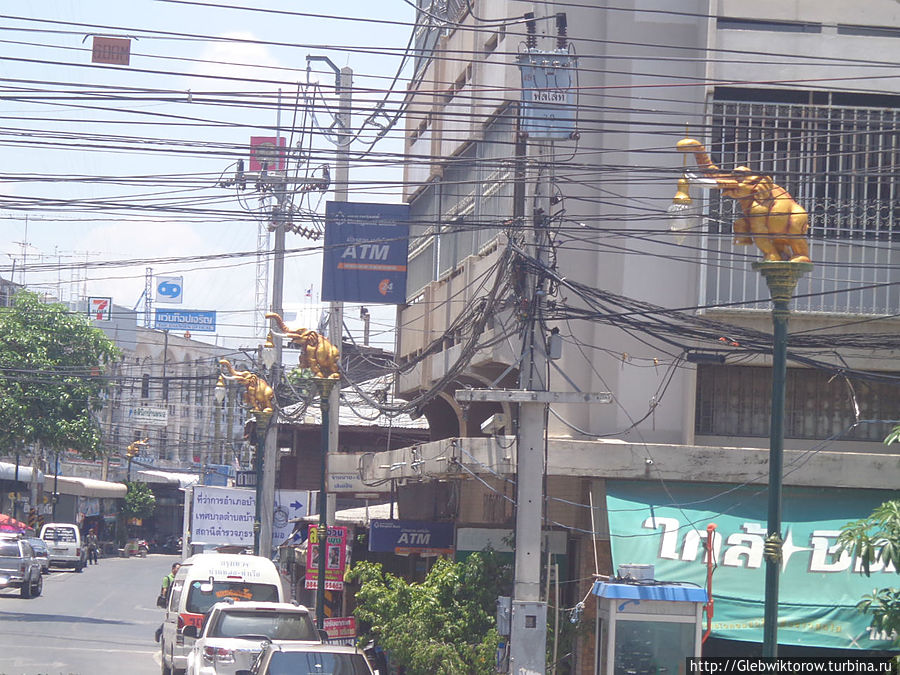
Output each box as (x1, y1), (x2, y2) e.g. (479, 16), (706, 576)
(290, 500), (304, 511)
(156, 275), (183, 304)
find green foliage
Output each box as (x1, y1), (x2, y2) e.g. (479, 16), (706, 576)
(347, 552), (512, 675)
(123, 481), (156, 519)
(0, 291), (120, 458)
(838, 497), (900, 647)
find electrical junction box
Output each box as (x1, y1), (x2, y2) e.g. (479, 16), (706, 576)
(496, 596), (511, 636)
(510, 600), (548, 672)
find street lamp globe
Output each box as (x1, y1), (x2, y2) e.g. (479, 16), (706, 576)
(214, 374), (226, 404)
(261, 332), (278, 369)
(667, 174), (701, 246)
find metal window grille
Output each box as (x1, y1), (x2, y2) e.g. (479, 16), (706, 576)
(695, 365), (893, 441)
(705, 98), (899, 315)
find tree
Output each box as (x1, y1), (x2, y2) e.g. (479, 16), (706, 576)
(0, 291), (120, 458)
(837, 425), (900, 646)
(122, 481), (156, 520)
(347, 551), (511, 675)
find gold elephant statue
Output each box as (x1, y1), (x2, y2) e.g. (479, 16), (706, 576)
(266, 312), (340, 379)
(677, 138), (811, 263)
(219, 359), (275, 413)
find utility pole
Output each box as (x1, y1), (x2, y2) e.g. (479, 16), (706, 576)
(306, 55), (351, 628)
(259, 97), (287, 557)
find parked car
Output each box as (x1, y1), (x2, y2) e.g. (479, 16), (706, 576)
(24, 537), (50, 574)
(0, 533), (44, 598)
(236, 641), (373, 675)
(185, 601), (320, 675)
(39, 522), (86, 571)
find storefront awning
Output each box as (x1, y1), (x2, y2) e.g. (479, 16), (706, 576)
(296, 502), (396, 527)
(45, 475), (126, 499)
(0, 461), (43, 484)
(135, 469), (200, 488)
(605, 480), (898, 652)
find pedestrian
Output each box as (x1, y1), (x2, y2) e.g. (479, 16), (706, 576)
(154, 563), (180, 643)
(86, 529), (99, 565)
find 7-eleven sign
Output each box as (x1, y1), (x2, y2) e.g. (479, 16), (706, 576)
(88, 297), (112, 321)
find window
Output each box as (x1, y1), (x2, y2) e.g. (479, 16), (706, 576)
(141, 373), (150, 399)
(704, 89), (900, 315)
(695, 364), (895, 442)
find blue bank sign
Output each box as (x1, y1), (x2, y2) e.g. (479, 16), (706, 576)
(322, 201), (409, 305)
(154, 309), (216, 332)
(369, 519), (454, 555)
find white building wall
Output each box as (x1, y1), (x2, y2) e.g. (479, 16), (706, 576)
(397, 0), (899, 452)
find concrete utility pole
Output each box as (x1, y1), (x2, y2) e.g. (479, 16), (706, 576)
(259, 102), (287, 557)
(456, 149), (611, 673)
(306, 54), (351, 627)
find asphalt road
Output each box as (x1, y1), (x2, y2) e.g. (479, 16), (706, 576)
(0, 553), (179, 675)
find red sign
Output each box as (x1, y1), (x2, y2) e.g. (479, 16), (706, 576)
(249, 136), (287, 172)
(304, 524), (348, 591)
(88, 296), (112, 321)
(323, 616), (356, 640)
(92, 37), (131, 65)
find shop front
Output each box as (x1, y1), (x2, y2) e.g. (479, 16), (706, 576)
(605, 480), (898, 654)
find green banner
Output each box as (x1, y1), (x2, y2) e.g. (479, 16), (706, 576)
(606, 480), (899, 650)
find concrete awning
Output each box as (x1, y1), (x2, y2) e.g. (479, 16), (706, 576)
(296, 502), (396, 528)
(45, 475), (127, 499)
(0, 461), (44, 484)
(135, 469), (200, 489)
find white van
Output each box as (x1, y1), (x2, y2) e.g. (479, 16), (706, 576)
(160, 553), (285, 675)
(39, 523), (86, 571)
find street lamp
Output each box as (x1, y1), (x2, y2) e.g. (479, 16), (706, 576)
(674, 135), (813, 656)
(218, 358), (276, 555)
(313, 377), (336, 630)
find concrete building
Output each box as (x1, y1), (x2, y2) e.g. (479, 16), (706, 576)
(90, 305), (248, 482)
(340, 0), (900, 666)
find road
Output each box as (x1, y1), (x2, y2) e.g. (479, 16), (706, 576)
(0, 553), (178, 675)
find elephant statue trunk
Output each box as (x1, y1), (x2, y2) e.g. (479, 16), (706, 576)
(676, 138), (811, 264)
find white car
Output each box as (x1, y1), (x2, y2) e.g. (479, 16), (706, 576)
(185, 601), (321, 675)
(236, 641), (374, 675)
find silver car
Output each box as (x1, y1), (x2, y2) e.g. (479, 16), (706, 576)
(237, 641), (373, 675)
(185, 601), (320, 675)
(24, 537), (50, 574)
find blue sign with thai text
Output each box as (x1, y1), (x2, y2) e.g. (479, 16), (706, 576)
(322, 201), (409, 304)
(154, 309), (216, 332)
(368, 519), (455, 554)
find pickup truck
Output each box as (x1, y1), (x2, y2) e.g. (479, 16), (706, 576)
(0, 534), (44, 598)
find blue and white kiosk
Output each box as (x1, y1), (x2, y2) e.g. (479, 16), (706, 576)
(592, 565), (708, 675)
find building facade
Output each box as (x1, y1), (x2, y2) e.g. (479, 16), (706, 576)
(344, 0), (900, 667)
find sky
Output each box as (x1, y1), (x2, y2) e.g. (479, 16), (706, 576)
(0, 0), (415, 353)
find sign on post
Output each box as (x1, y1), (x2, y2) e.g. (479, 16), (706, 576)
(155, 276), (183, 304)
(91, 37), (131, 65)
(304, 525), (349, 591)
(322, 201), (409, 304)
(128, 407), (168, 426)
(517, 52), (577, 139)
(88, 297), (112, 321)
(154, 309), (216, 332)
(249, 136), (287, 172)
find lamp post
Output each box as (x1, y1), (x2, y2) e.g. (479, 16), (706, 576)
(755, 261), (812, 656)
(313, 377), (335, 630)
(217, 359), (276, 556)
